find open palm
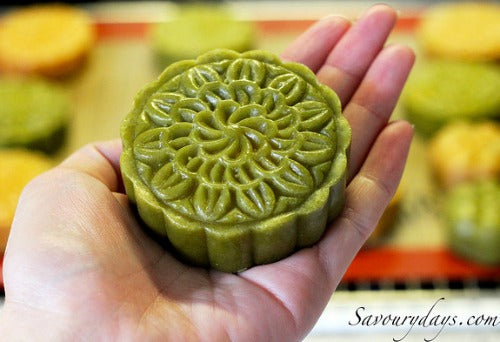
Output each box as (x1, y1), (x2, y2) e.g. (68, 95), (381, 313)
(0, 5), (414, 341)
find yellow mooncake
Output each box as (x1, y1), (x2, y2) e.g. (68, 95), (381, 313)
(0, 4), (95, 77)
(417, 2), (500, 61)
(429, 121), (500, 189)
(0, 149), (53, 252)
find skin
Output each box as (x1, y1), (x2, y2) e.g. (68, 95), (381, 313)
(0, 5), (415, 341)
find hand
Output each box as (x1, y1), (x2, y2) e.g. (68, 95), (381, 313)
(0, 5), (414, 341)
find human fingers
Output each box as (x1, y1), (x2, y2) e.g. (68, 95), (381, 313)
(344, 44), (415, 181)
(318, 121), (413, 286)
(281, 15), (351, 72)
(113, 192), (133, 211)
(59, 139), (123, 192)
(316, 4), (397, 106)
(240, 122), (413, 335)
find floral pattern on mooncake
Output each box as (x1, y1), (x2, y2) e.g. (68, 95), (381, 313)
(121, 49), (350, 272)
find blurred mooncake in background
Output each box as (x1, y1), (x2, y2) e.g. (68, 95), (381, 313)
(0, 77), (70, 153)
(402, 60), (500, 137)
(445, 179), (500, 265)
(0, 149), (53, 252)
(0, 4), (95, 77)
(417, 2), (500, 61)
(429, 121), (500, 189)
(150, 5), (255, 67)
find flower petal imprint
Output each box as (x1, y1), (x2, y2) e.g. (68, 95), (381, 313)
(121, 49), (351, 272)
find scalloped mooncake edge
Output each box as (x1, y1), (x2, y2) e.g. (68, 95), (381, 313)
(120, 49), (351, 272)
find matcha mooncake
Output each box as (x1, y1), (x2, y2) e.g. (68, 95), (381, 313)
(151, 5), (255, 67)
(403, 60), (500, 136)
(445, 179), (500, 265)
(0, 77), (70, 153)
(121, 49), (351, 272)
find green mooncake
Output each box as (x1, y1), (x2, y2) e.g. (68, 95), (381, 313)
(445, 179), (500, 265)
(0, 77), (69, 153)
(151, 5), (255, 67)
(403, 60), (500, 137)
(121, 49), (351, 272)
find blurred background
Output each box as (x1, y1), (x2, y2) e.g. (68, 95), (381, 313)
(0, 1), (499, 341)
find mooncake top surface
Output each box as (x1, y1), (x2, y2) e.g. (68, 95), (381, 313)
(121, 49), (350, 225)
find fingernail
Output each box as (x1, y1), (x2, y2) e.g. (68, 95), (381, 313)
(361, 4), (397, 19)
